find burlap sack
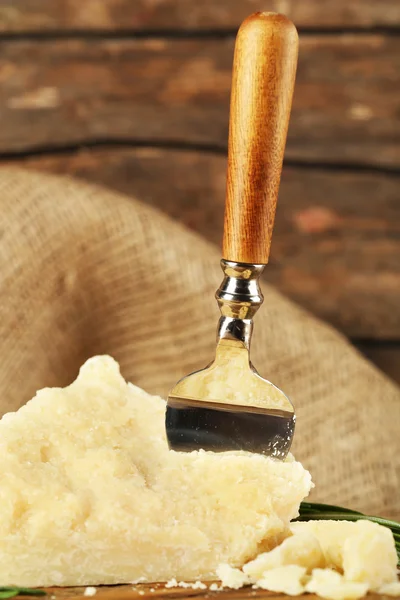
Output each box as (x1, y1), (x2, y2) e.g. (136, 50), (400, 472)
(0, 167), (399, 519)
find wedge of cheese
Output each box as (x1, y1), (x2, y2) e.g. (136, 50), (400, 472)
(0, 356), (312, 587)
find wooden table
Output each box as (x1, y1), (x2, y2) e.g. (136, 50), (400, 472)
(42, 583), (388, 600)
(0, 0), (399, 382)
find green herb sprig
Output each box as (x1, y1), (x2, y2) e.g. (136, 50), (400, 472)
(297, 502), (400, 563)
(0, 588), (46, 598)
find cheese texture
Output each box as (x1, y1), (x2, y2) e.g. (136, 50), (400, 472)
(291, 520), (398, 589)
(0, 356), (312, 587)
(219, 519), (400, 598)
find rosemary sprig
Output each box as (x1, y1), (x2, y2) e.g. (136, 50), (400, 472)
(296, 502), (400, 563)
(0, 588), (46, 598)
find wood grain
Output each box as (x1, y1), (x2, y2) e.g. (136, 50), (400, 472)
(44, 582), (389, 600)
(0, 35), (398, 167)
(0, 0), (399, 31)
(223, 13), (298, 264)
(10, 146), (400, 340)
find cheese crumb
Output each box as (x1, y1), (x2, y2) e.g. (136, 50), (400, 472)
(209, 583), (223, 591)
(165, 579), (207, 590)
(257, 565), (307, 596)
(291, 519), (398, 589)
(243, 531), (324, 578)
(83, 588), (97, 597)
(179, 581), (207, 590)
(216, 564), (249, 589)
(377, 581), (400, 596)
(220, 519), (399, 599)
(306, 569), (368, 600)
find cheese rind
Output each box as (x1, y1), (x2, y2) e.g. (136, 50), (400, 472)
(0, 356), (312, 587)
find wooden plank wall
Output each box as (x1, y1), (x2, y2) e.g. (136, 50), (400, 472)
(0, 0), (399, 382)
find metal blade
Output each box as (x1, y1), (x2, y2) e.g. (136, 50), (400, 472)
(166, 396), (295, 458)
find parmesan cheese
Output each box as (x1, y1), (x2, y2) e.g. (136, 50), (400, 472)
(305, 569), (369, 600)
(290, 519), (398, 588)
(83, 587), (97, 596)
(257, 565), (307, 595)
(243, 531), (324, 577)
(0, 355), (312, 587)
(216, 564), (249, 589)
(219, 519), (400, 598)
(377, 581), (400, 596)
(2, 354), (398, 599)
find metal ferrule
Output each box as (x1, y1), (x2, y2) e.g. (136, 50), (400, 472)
(215, 259), (265, 349)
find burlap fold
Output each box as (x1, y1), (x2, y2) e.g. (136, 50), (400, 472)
(0, 167), (399, 518)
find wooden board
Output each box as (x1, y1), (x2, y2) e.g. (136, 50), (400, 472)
(0, 35), (398, 167)
(1, 0), (399, 31)
(42, 583), (387, 600)
(12, 146), (400, 340)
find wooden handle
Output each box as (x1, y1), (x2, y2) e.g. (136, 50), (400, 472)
(223, 12), (298, 264)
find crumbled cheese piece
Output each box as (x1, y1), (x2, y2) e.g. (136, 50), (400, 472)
(165, 579), (207, 590)
(306, 569), (368, 600)
(216, 564), (249, 589)
(290, 520), (358, 568)
(377, 581), (400, 596)
(243, 531), (324, 579)
(291, 520), (398, 589)
(257, 565), (307, 596)
(221, 519), (400, 599)
(0, 356), (312, 587)
(179, 581), (207, 590)
(343, 520), (397, 588)
(83, 588), (97, 597)
(209, 583), (223, 591)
